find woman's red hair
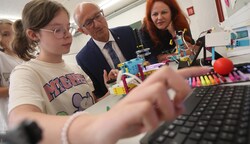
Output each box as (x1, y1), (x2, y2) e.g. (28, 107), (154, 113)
(143, 0), (192, 47)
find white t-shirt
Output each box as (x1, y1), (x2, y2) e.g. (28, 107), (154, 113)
(0, 51), (22, 132)
(9, 59), (95, 116)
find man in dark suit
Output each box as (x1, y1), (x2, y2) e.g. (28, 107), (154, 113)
(74, 2), (137, 98)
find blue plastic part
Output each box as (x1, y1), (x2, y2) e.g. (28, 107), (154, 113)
(120, 58), (144, 75)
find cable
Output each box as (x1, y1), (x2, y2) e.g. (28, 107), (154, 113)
(199, 58), (204, 67)
(116, 70), (123, 84)
(122, 73), (143, 84)
(182, 29), (191, 50)
(116, 70), (143, 85)
(197, 27), (215, 39)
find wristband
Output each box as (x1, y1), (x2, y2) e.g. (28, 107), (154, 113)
(61, 111), (87, 144)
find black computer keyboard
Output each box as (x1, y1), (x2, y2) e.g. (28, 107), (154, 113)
(140, 85), (250, 144)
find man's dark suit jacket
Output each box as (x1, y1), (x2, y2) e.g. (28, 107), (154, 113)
(76, 26), (137, 98)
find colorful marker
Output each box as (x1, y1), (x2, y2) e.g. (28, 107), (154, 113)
(196, 77), (201, 87)
(188, 77), (192, 86)
(237, 70), (250, 80)
(200, 76), (206, 86)
(208, 74), (216, 85)
(204, 75), (211, 85)
(232, 71), (241, 80)
(229, 72), (236, 82)
(216, 73), (227, 83)
(211, 72), (220, 84)
(192, 77), (196, 87)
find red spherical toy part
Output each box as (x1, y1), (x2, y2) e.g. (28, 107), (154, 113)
(213, 58), (234, 75)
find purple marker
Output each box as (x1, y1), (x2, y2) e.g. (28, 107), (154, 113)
(237, 70), (250, 80)
(232, 71), (241, 80)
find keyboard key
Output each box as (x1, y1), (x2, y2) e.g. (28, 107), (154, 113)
(197, 120), (209, 126)
(236, 137), (247, 143)
(179, 127), (191, 134)
(165, 133), (187, 144)
(188, 116), (198, 122)
(173, 120), (185, 126)
(184, 139), (198, 144)
(219, 132), (234, 140)
(193, 126), (205, 133)
(222, 125), (236, 133)
(184, 121), (195, 128)
(238, 129), (247, 136)
(200, 140), (214, 144)
(206, 126), (220, 133)
(189, 132), (202, 140)
(168, 131), (176, 138)
(203, 132), (217, 141)
(177, 115), (188, 120)
(156, 135), (166, 143)
(168, 124), (175, 130)
(215, 140), (232, 144)
(162, 130), (169, 136)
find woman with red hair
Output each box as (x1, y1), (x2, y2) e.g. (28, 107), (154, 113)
(140, 0), (195, 63)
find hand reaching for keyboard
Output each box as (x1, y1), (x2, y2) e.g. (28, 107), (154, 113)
(97, 66), (211, 144)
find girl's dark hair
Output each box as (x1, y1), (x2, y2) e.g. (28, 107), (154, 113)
(12, 0), (69, 61)
(143, 0), (193, 48)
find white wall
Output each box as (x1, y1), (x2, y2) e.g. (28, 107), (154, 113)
(221, 2), (250, 29)
(177, 0), (221, 39)
(63, 0), (223, 63)
(107, 3), (146, 28)
(176, 0), (198, 38)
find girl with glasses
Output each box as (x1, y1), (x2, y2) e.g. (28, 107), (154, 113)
(10, 0), (96, 125)
(8, 0), (210, 144)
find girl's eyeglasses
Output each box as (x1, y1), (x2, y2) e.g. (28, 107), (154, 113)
(40, 26), (74, 39)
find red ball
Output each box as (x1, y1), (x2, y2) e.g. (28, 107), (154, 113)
(213, 58), (234, 75)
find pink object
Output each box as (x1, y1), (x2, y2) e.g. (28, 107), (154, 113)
(192, 77), (196, 87)
(196, 77), (201, 87)
(228, 73), (236, 82)
(121, 75), (129, 94)
(138, 64), (144, 81)
(224, 0), (230, 7)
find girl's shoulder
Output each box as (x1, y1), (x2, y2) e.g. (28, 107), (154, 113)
(12, 60), (36, 72)
(0, 51), (7, 58)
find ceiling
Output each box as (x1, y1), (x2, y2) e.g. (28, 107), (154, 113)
(0, 0), (145, 22)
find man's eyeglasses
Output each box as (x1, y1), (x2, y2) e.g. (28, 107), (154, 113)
(82, 10), (104, 28)
(40, 26), (74, 39)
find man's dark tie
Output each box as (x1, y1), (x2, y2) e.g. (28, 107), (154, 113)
(104, 41), (120, 68)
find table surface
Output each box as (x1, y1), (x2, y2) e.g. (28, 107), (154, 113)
(85, 53), (250, 144)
